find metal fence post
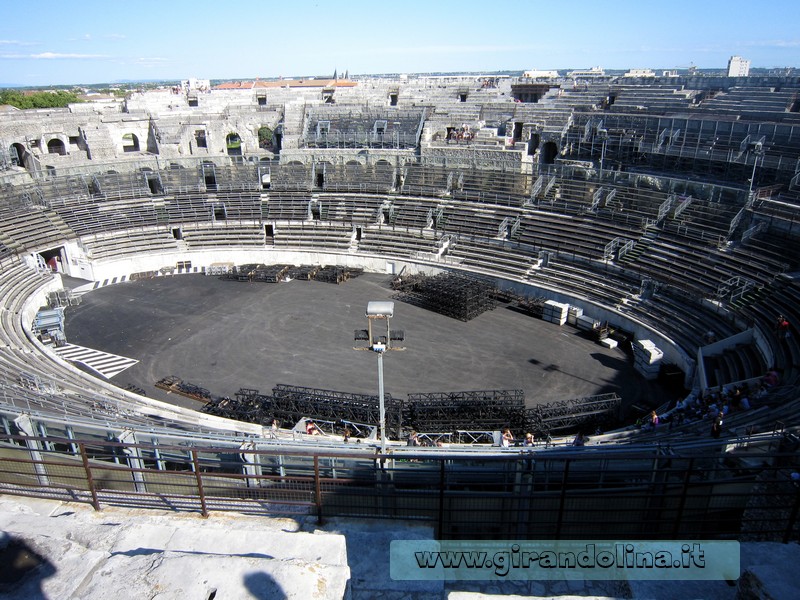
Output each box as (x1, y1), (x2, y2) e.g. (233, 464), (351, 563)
(672, 457), (694, 538)
(191, 449), (208, 518)
(314, 455), (323, 523)
(783, 485), (800, 544)
(437, 459), (446, 539)
(78, 442), (100, 511)
(556, 458), (571, 538)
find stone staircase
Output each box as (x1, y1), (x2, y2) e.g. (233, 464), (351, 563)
(281, 101), (306, 149)
(619, 226), (660, 265)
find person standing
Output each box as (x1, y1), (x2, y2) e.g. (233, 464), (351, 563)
(502, 428), (514, 447)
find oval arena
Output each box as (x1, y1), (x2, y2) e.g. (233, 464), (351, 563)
(1, 74), (799, 543)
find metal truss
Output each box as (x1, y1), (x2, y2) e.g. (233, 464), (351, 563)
(267, 384), (402, 436)
(405, 389), (526, 433)
(525, 393), (622, 435)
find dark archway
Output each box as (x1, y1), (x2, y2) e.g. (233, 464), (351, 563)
(541, 141), (558, 164)
(9, 142), (28, 168)
(122, 133), (140, 153)
(314, 161), (331, 189)
(47, 138), (66, 155)
(226, 133), (242, 156)
(39, 247), (65, 272)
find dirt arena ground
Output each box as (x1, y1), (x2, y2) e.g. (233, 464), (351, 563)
(63, 272), (672, 416)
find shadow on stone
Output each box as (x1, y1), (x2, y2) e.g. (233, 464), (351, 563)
(0, 533), (56, 596)
(243, 571), (288, 600)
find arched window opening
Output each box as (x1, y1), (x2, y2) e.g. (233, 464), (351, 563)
(226, 133), (242, 156)
(9, 143), (26, 167)
(47, 138), (66, 155)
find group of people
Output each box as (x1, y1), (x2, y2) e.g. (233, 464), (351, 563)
(407, 430), (444, 447)
(642, 375), (774, 438)
(501, 428), (585, 448)
(447, 126), (474, 143)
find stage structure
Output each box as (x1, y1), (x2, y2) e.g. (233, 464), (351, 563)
(221, 263), (363, 284)
(395, 272), (497, 321)
(404, 389), (526, 433)
(211, 384), (405, 437)
(526, 393), (623, 436)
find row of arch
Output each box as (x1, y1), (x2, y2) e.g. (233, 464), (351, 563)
(7, 126), (280, 169)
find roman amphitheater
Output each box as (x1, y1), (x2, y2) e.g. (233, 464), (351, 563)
(1, 72), (800, 596)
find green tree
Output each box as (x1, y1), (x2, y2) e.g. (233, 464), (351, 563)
(258, 126), (274, 148)
(0, 89), (82, 109)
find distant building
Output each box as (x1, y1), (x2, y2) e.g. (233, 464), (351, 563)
(567, 66), (605, 78)
(522, 69), (560, 79)
(181, 78), (210, 92)
(624, 69), (656, 78)
(661, 70), (679, 78)
(727, 56), (750, 77)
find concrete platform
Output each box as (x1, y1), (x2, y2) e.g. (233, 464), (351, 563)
(61, 273), (673, 414)
(0, 494), (349, 599)
(4, 494), (795, 599)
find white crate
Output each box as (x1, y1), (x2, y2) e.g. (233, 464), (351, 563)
(600, 337), (617, 349)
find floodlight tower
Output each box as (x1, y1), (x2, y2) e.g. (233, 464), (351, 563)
(354, 301), (405, 454)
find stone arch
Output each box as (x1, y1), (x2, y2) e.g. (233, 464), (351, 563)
(541, 140), (559, 164)
(226, 132), (242, 156)
(122, 133), (140, 153)
(47, 138), (66, 155)
(9, 142), (27, 168)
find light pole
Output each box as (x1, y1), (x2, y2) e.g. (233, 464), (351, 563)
(748, 141), (763, 196)
(598, 128), (608, 180)
(354, 301), (405, 454)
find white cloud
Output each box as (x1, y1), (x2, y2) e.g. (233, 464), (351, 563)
(134, 57), (170, 67)
(744, 39), (800, 48)
(0, 40), (38, 46)
(0, 52), (110, 60)
(368, 43), (542, 56)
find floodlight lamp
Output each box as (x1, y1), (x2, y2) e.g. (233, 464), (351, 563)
(366, 301), (394, 318)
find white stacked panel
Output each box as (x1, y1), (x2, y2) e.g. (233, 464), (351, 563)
(542, 300), (569, 326)
(576, 314), (599, 332)
(633, 339), (663, 380)
(567, 306), (583, 325)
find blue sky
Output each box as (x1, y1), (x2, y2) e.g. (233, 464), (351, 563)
(1, 0), (798, 86)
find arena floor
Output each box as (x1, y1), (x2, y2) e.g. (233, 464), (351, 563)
(61, 272), (672, 418)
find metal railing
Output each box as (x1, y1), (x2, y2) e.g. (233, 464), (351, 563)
(2, 431), (799, 542)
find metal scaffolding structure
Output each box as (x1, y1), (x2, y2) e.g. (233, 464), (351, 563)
(404, 389), (526, 433)
(395, 272), (497, 321)
(525, 393), (623, 436)
(204, 384), (404, 437)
